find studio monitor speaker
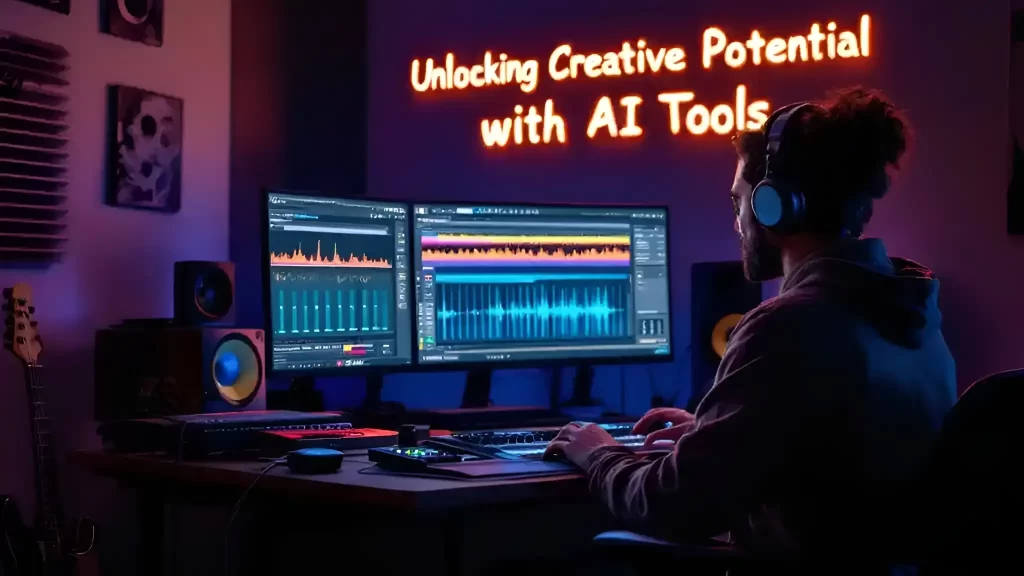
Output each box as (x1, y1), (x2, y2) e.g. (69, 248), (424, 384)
(689, 262), (762, 411)
(173, 261), (235, 326)
(95, 323), (265, 421)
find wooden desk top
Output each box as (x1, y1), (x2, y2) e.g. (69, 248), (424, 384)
(70, 450), (586, 510)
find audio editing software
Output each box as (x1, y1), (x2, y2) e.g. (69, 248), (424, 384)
(265, 193), (412, 371)
(413, 204), (672, 365)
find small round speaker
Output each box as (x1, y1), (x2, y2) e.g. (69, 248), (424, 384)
(211, 335), (262, 407)
(194, 267), (234, 320)
(710, 313), (744, 359)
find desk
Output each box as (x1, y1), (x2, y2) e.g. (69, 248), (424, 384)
(71, 451), (606, 575)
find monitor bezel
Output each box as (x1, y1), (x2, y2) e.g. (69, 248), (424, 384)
(408, 199), (676, 372)
(260, 188), (418, 378)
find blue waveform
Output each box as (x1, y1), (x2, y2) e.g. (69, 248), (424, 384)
(435, 281), (631, 342)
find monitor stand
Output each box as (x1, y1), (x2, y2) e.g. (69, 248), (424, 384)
(559, 364), (604, 420)
(266, 376), (325, 412)
(395, 369), (563, 431)
(558, 365), (631, 422)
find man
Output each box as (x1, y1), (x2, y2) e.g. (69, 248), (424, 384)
(545, 87), (957, 560)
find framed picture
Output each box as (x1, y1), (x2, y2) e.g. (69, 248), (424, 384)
(107, 85), (183, 213)
(1010, 6), (1024, 234)
(14, 0), (70, 15)
(104, 0), (164, 47)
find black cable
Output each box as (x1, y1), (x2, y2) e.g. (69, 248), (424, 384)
(223, 459), (285, 576)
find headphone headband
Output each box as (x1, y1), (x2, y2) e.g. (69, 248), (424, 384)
(749, 101), (824, 234)
(764, 102), (821, 157)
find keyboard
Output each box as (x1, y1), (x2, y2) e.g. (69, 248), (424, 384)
(432, 422), (646, 459)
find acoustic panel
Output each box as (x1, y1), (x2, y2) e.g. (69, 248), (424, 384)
(0, 32), (69, 265)
(1011, 9), (1024, 234)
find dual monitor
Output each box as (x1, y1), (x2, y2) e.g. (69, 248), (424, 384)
(262, 191), (673, 376)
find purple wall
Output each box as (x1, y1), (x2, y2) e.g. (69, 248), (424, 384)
(366, 0), (1019, 410)
(0, 0), (231, 531)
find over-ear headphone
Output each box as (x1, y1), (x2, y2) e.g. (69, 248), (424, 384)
(750, 102), (824, 234)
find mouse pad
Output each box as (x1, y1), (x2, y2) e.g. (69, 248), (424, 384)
(360, 459), (580, 481)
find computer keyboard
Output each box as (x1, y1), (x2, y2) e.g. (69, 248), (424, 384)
(433, 422), (647, 459)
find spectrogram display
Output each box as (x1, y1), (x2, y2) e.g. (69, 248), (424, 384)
(420, 234), (631, 267)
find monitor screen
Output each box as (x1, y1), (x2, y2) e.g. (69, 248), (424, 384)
(263, 192), (412, 372)
(412, 203), (672, 366)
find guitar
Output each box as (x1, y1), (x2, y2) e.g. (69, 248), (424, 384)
(1, 284), (97, 576)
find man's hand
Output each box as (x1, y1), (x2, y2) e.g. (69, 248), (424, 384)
(542, 422), (618, 468)
(633, 407), (696, 446)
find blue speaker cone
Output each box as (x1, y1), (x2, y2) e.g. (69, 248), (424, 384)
(214, 352), (241, 387)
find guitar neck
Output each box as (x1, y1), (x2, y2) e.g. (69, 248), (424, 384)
(24, 363), (63, 540)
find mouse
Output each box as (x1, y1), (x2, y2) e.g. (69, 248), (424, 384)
(287, 447), (344, 474)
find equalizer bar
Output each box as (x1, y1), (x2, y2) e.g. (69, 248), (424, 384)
(275, 288), (392, 335)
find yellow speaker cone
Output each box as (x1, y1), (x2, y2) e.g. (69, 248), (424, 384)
(212, 336), (261, 406)
(711, 313), (744, 359)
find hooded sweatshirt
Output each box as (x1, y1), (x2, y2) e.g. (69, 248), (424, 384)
(586, 239), (956, 560)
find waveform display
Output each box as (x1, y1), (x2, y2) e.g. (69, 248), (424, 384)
(421, 234), (631, 247)
(272, 287), (393, 335)
(435, 279), (631, 342)
(271, 240), (391, 268)
(268, 229), (394, 268)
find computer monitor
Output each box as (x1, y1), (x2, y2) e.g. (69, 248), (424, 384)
(261, 191), (413, 373)
(412, 203), (672, 368)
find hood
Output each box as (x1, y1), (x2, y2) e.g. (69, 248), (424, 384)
(780, 239), (941, 348)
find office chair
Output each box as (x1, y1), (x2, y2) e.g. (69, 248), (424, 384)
(593, 368), (1024, 574)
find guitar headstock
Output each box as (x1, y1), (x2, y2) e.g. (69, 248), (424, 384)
(2, 283), (42, 366)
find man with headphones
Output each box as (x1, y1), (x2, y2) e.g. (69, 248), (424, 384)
(545, 87), (956, 562)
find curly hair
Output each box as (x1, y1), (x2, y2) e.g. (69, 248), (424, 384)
(732, 87), (912, 237)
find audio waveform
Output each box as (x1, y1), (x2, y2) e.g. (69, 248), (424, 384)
(435, 281), (631, 342)
(273, 271), (374, 284)
(271, 240), (391, 268)
(421, 246), (630, 267)
(420, 234), (631, 247)
(273, 287), (392, 335)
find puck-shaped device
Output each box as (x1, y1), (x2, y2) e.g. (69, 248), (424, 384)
(286, 447), (344, 475)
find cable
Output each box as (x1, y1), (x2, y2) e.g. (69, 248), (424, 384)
(223, 459), (285, 576)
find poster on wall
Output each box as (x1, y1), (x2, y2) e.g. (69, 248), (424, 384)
(1011, 7), (1024, 234)
(104, 0), (164, 47)
(106, 85), (183, 213)
(14, 0), (70, 15)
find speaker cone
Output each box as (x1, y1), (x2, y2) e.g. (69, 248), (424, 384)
(194, 268), (234, 319)
(711, 314), (744, 359)
(212, 335), (262, 406)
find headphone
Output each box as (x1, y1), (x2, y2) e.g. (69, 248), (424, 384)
(750, 102), (825, 234)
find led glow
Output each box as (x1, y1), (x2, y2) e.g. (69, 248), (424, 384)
(703, 15), (871, 69)
(410, 15), (873, 147)
(480, 99), (566, 147)
(411, 51), (540, 93)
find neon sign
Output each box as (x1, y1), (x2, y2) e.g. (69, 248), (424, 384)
(410, 15), (872, 148)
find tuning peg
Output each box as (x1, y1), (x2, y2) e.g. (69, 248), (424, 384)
(30, 321), (38, 328)
(28, 306), (35, 314)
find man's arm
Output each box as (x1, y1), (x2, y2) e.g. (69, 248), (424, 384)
(585, 309), (792, 540)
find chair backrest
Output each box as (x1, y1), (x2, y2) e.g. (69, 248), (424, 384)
(917, 368), (1024, 568)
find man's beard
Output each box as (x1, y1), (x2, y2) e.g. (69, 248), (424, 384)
(741, 226), (783, 282)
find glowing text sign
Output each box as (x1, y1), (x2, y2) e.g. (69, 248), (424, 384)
(410, 15), (872, 148)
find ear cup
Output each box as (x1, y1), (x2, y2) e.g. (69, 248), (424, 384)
(751, 181), (805, 232)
